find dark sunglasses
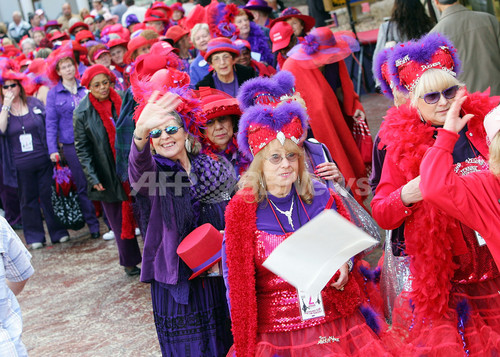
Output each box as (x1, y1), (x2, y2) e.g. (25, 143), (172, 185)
(267, 152), (299, 165)
(2, 83), (17, 90)
(420, 85), (459, 104)
(149, 126), (181, 138)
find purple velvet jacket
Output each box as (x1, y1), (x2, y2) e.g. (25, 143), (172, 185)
(45, 80), (87, 155)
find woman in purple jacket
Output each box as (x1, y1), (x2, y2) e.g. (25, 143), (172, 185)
(45, 49), (101, 239)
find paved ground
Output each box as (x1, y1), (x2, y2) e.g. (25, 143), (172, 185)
(13, 92), (392, 357)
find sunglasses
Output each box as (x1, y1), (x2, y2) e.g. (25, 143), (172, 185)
(2, 83), (17, 90)
(149, 126), (181, 138)
(267, 152), (299, 165)
(420, 85), (459, 104)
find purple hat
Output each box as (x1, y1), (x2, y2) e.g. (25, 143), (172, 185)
(287, 27), (359, 68)
(204, 37), (239, 61)
(270, 7), (315, 34)
(244, 0), (272, 14)
(125, 14), (140, 28)
(237, 71), (309, 159)
(44, 20), (61, 32)
(373, 48), (395, 100)
(388, 33), (461, 94)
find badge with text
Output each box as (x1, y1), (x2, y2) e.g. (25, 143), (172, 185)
(19, 133), (33, 152)
(475, 231), (487, 246)
(298, 289), (325, 321)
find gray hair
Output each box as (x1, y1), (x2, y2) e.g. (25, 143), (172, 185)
(190, 23), (209, 44)
(21, 38), (36, 50)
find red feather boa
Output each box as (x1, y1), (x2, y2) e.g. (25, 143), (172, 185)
(224, 187), (356, 356)
(89, 89), (136, 239)
(378, 89), (500, 320)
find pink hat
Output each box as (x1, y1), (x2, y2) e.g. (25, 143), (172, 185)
(177, 224), (223, 280)
(269, 21), (294, 53)
(484, 106), (500, 143)
(92, 48), (110, 61)
(287, 27), (359, 68)
(270, 7), (316, 34)
(204, 37), (239, 61)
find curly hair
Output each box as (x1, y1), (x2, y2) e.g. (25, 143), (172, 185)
(390, 0), (434, 41)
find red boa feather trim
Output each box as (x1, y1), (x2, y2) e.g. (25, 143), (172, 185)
(378, 89), (500, 320)
(89, 89), (136, 239)
(225, 187), (358, 356)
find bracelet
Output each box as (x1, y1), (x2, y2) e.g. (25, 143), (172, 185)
(347, 259), (353, 272)
(1, 105), (10, 112)
(132, 132), (144, 141)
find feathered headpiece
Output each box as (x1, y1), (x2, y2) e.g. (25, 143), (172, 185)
(237, 71), (308, 159)
(46, 47), (77, 85)
(206, 0), (239, 38)
(389, 33), (461, 93)
(373, 47), (395, 100)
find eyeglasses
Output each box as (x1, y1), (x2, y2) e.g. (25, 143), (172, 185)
(149, 126), (181, 138)
(2, 83), (17, 90)
(211, 54), (233, 64)
(266, 152), (299, 165)
(420, 85), (459, 104)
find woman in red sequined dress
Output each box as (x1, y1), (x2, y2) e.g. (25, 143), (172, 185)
(222, 75), (390, 356)
(371, 33), (500, 355)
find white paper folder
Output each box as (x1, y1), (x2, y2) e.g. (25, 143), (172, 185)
(262, 209), (378, 296)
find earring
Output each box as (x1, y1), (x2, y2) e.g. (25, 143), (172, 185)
(185, 137), (192, 153)
(259, 176), (265, 189)
(297, 176), (301, 186)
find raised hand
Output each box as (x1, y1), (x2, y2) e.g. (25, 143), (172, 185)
(443, 88), (474, 134)
(135, 91), (182, 138)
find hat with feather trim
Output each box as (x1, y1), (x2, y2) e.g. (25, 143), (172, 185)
(206, 1), (240, 38)
(389, 32), (460, 94)
(373, 47), (395, 100)
(287, 27), (359, 69)
(130, 66), (202, 138)
(237, 71), (308, 159)
(46, 48), (76, 84)
(0, 69), (31, 87)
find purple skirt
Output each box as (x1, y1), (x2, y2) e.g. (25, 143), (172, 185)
(151, 278), (233, 357)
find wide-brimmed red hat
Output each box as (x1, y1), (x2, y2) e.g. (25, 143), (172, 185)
(204, 37), (239, 61)
(270, 7), (315, 34)
(195, 87), (241, 123)
(0, 69), (30, 86)
(44, 20), (61, 32)
(165, 25), (189, 44)
(75, 30), (95, 43)
(68, 22), (89, 35)
(107, 38), (128, 49)
(287, 27), (359, 68)
(269, 21), (294, 53)
(81, 64), (115, 88)
(123, 35), (158, 64)
(46, 48), (76, 84)
(150, 1), (173, 19)
(1, 45), (21, 58)
(144, 8), (170, 23)
(244, 0), (272, 13)
(183, 5), (207, 31)
(177, 223), (223, 280)
(50, 31), (70, 42)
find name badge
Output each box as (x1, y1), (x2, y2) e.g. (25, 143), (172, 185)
(19, 133), (33, 152)
(199, 59), (207, 67)
(33, 107), (42, 114)
(298, 289), (325, 321)
(475, 231), (487, 246)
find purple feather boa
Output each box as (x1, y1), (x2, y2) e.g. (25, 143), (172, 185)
(245, 22), (273, 65)
(373, 47), (395, 100)
(360, 304), (381, 335)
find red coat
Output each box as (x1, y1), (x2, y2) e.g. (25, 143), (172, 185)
(420, 128), (500, 268)
(282, 58), (367, 202)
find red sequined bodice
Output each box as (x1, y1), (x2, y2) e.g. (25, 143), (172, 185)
(254, 230), (361, 333)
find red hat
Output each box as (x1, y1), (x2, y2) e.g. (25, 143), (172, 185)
(44, 20), (61, 32)
(134, 49), (183, 79)
(270, 7), (315, 34)
(170, 2), (184, 14)
(144, 9), (170, 23)
(287, 27), (359, 69)
(1, 45), (21, 58)
(0, 69), (30, 86)
(149, 41), (179, 56)
(151, 1), (173, 19)
(92, 48), (110, 62)
(71, 40), (88, 55)
(165, 25), (189, 44)
(50, 31), (70, 42)
(107, 38), (128, 49)
(243, 0), (272, 13)
(46, 48), (76, 84)
(75, 30), (95, 43)
(81, 64), (115, 88)
(28, 58), (47, 75)
(233, 39), (251, 51)
(105, 24), (131, 41)
(194, 87), (241, 123)
(269, 21), (294, 52)
(68, 22), (89, 35)
(19, 58), (32, 67)
(123, 36), (158, 64)
(176, 224), (223, 280)
(183, 5), (207, 31)
(204, 37), (239, 61)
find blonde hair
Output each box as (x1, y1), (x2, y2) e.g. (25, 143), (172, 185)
(238, 139), (313, 204)
(411, 68), (463, 107)
(489, 131), (500, 177)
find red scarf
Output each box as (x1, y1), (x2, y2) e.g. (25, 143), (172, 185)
(89, 88), (136, 239)
(378, 90), (499, 320)
(225, 187), (354, 356)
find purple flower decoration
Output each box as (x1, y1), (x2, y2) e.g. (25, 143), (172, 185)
(53, 166), (72, 185)
(217, 22), (238, 38)
(303, 34), (319, 55)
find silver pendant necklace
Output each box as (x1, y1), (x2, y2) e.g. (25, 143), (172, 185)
(269, 196), (295, 230)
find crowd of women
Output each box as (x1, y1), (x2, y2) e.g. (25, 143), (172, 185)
(0, 0), (499, 356)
